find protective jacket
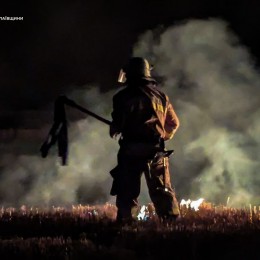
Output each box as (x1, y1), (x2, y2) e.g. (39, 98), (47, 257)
(110, 79), (179, 142)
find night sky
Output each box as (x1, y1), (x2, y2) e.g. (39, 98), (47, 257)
(1, 0), (260, 128)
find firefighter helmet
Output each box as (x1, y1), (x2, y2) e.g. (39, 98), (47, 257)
(118, 57), (155, 83)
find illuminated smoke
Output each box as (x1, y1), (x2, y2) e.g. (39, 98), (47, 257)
(0, 19), (259, 207)
(0, 87), (118, 206)
(134, 19), (260, 206)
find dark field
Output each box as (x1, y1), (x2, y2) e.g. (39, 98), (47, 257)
(0, 203), (260, 259)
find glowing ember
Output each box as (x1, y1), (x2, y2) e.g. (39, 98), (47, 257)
(180, 198), (204, 211)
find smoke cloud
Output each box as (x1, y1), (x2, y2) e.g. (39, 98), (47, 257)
(134, 18), (260, 206)
(0, 18), (259, 207)
(0, 87), (118, 207)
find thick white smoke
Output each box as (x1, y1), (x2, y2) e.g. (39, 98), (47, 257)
(134, 19), (260, 206)
(0, 87), (118, 207)
(0, 18), (259, 207)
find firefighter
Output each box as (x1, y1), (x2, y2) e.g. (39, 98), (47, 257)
(110, 57), (180, 222)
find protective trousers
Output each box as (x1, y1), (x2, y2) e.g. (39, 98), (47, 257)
(110, 145), (180, 221)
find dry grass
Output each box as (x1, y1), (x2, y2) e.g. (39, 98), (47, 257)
(0, 202), (259, 259)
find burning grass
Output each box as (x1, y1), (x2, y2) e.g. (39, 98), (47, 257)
(0, 202), (260, 259)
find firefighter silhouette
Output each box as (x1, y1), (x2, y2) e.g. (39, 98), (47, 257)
(110, 57), (180, 222)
